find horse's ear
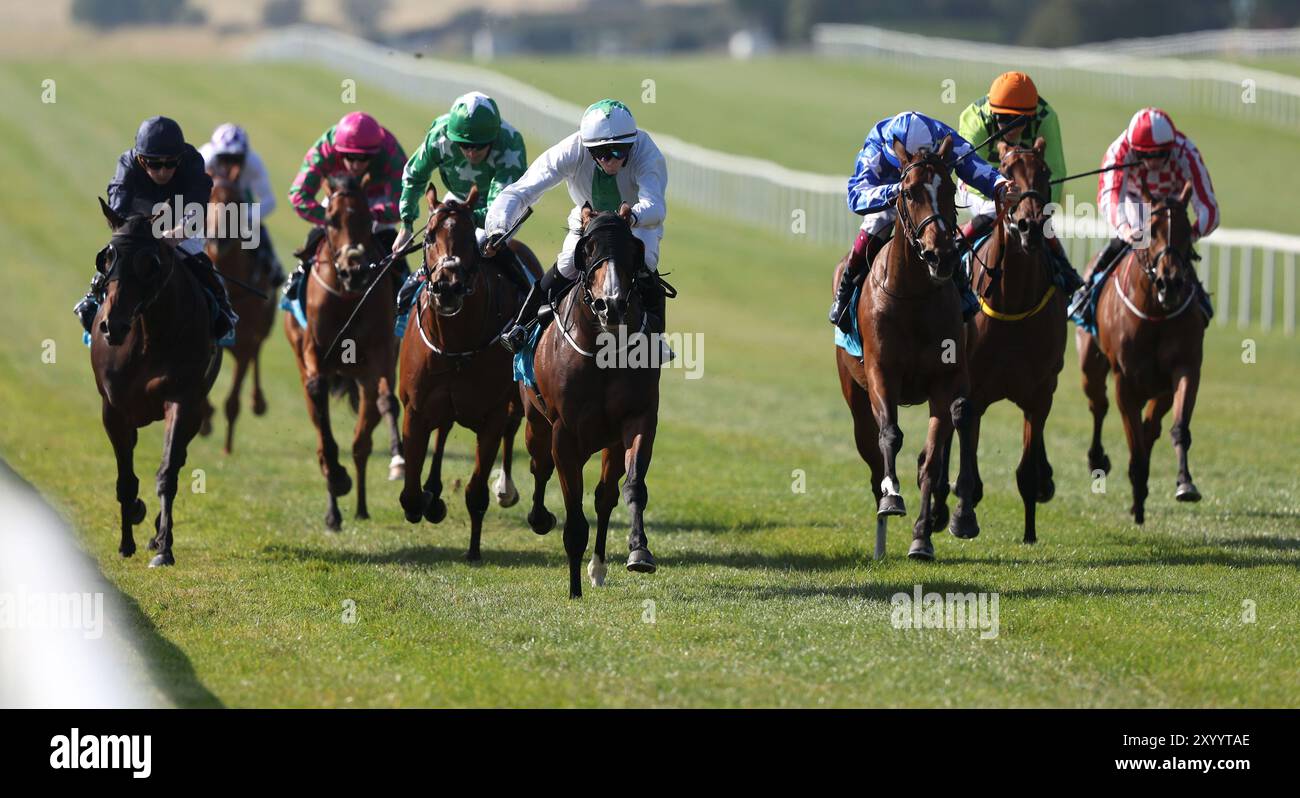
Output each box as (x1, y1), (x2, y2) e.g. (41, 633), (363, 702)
(936, 134), (953, 160)
(1033, 136), (1046, 154)
(466, 183), (480, 209)
(1178, 181), (1193, 206)
(891, 138), (910, 166)
(995, 139), (1012, 159)
(617, 202), (633, 223)
(98, 197), (125, 231)
(360, 171), (372, 190)
(1139, 177), (1153, 204)
(426, 183), (440, 211)
(580, 202), (595, 227)
(228, 161), (242, 184)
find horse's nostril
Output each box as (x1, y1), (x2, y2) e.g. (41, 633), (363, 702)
(592, 298), (608, 314)
(1017, 219), (1030, 233)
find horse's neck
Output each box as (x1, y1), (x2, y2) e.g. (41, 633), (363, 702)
(142, 260), (202, 342)
(980, 222), (1047, 305)
(880, 220), (930, 295)
(426, 268), (494, 349)
(1117, 250), (1162, 317)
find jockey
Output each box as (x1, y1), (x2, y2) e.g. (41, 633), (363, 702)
(74, 116), (237, 338)
(489, 99), (668, 353)
(284, 111), (408, 302)
(830, 110), (1013, 334)
(391, 91), (530, 316)
(1069, 107), (1218, 320)
(956, 71), (1083, 294)
(199, 123), (285, 288)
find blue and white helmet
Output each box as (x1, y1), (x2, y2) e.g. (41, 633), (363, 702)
(888, 112), (937, 162)
(210, 123), (249, 157)
(580, 99), (637, 147)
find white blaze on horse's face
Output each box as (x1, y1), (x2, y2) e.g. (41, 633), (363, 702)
(926, 175), (944, 233)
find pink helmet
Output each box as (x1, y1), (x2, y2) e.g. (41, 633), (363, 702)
(1126, 107), (1177, 153)
(334, 112), (383, 154)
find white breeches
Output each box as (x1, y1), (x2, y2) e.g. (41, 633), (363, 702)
(557, 205), (661, 280)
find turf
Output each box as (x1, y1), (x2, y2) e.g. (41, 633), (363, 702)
(0, 59), (1296, 707)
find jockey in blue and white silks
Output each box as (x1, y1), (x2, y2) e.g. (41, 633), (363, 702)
(830, 111), (1011, 332)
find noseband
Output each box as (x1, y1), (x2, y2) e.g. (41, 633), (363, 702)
(100, 233), (176, 323)
(896, 156), (951, 253)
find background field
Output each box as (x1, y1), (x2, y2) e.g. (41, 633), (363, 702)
(0, 57), (1296, 707)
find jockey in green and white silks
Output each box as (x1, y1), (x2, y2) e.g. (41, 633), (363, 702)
(390, 91), (532, 313)
(488, 99), (669, 353)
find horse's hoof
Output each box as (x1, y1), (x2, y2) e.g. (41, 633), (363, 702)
(403, 509), (421, 524)
(626, 548), (657, 573)
(1130, 504), (1145, 525)
(129, 498), (147, 525)
(252, 395), (267, 416)
(907, 539), (935, 560)
(494, 474), (520, 508)
(949, 509), (980, 539)
(877, 493), (906, 517)
(465, 550), (482, 564)
(423, 497), (447, 524)
(1023, 534), (1038, 545)
(588, 554), (607, 587)
(387, 455), (405, 482)
(929, 501), (949, 533)
(1037, 478), (1056, 503)
(325, 511), (342, 532)
(148, 551), (175, 568)
(1089, 452), (1111, 475)
(199, 419), (212, 437)
(1175, 482), (1201, 502)
(328, 469), (352, 497)
(355, 509), (370, 520)
(528, 508), (556, 535)
(119, 542), (136, 559)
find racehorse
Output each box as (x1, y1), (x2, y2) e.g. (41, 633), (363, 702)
(1077, 182), (1204, 525)
(90, 198), (222, 567)
(397, 184), (542, 561)
(951, 138), (1067, 544)
(202, 163), (275, 454)
(284, 175), (403, 530)
(520, 203), (661, 597)
(834, 136), (979, 560)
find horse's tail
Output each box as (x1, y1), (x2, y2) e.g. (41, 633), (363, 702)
(329, 375), (359, 414)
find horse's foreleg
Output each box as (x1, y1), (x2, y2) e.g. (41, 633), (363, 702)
(1141, 395), (1172, 456)
(465, 417), (506, 562)
(304, 373), (349, 531)
(1016, 407), (1047, 544)
(251, 342), (267, 416)
(149, 399), (202, 567)
(910, 403), (951, 561)
(420, 423), (452, 524)
(552, 423), (589, 599)
(524, 399), (556, 535)
(379, 372), (404, 481)
(351, 378), (381, 520)
(222, 351), (251, 455)
(1078, 328), (1111, 475)
(1114, 376), (1149, 525)
(399, 397), (433, 524)
(495, 401), (522, 507)
(102, 403), (143, 559)
(948, 394), (981, 541)
(591, 446), (626, 587)
(622, 416), (658, 576)
(847, 380), (887, 558)
(1170, 368), (1201, 502)
(866, 370), (905, 518)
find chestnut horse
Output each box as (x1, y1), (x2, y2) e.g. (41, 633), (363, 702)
(397, 184), (542, 560)
(90, 199), (221, 567)
(522, 203), (660, 598)
(953, 138), (1067, 544)
(284, 176), (403, 530)
(1078, 182), (1204, 525)
(203, 164), (275, 454)
(834, 136), (979, 561)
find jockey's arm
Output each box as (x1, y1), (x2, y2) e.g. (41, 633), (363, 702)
(399, 128), (442, 231)
(483, 135), (577, 250)
(847, 141), (897, 215)
(629, 137), (667, 228)
(1097, 137), (1133, 241)
(1177, 138), (1219, 239)
(246, 150), (276, 218)
(288, 137), (330, 226)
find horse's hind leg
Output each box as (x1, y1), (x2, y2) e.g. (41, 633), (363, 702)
(590, 446), (626, 587)
(1017, 404), (1048, 544)
(622, 415), (658, 575)
(847, 376), (887, 558)
(149, 399), (202, 567)
(552, 423), (590, 599)
(351, 378), (382, 520)
(523, 398), (556, 535)
(494, 401), (522, 507)
(303, 373), (350, 531)
(1170, 367), (1202, 502)
(399, 397), (435, 523)
(379, 373), (404, 481)
(465, 416), (507, 562)
(250, 342), (267, 416)
(1078, 328), (1111, 475)
(222, 350), (250, 455)
(1114, 376), (1150, 525)
(950, 405), (982, 540)
(103, 403), (144, 558)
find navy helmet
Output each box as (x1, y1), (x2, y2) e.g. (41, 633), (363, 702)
(134, 116), (185, 158)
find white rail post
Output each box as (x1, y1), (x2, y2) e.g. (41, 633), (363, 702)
(1261, 249), (1275, 332)
(1217, 246), (1232, 327)
(1238, 247), (1253, 330)
(1286, 253), (1296, 336)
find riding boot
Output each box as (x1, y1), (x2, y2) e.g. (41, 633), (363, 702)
(287, 225), (328, 301)
(1069, 236), (1126, 321)
(639, 271), (667, 333)
(960, 215), (995, 252)
(1195, 278), (1215, 325)
(1047, 235), (1084, 294)
(501, 265), (573, 353)
(830, 231), (886, 334)
(73, 272), (107, 334)
(395, 268), (425, 317)
(494, 247), (533, 299)
(185, 250), (238, 340)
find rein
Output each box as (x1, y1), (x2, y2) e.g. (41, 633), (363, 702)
(101, 235), (178, 323)
(1116, 245), (1194, 322)
(871, 156), (954, 301)
(972, 148), (1057, 322)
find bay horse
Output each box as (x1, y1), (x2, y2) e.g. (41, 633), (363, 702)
(90, 198), (222, 567)
(834, 136), (979, 561)
(202, 163), (275, 454)
(951, 137), (1067, 544)
(1077, 181), (1204, 525)
(522, 203), (660, 598)
(284, 175), (403, 530)
(397, 184), (542, 560)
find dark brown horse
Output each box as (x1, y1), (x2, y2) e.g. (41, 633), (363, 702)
(522, 203), (661, 597)
(953, 138), (1067, 544)
(397, 184), (542, 560)
(90, 198), (221, 567)
(834, 136), (979, 560)
(284, 176), (403, 530)
(1078, 182), (1204, 525)
(202, 164), (275, 454)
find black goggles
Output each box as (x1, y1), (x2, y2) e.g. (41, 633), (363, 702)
(1135, 149), (1172, 160)
(140, 156), (180, 170)
(341, 152), (373, 163)
(589, 144), (630, 162)
(458, 141), (491, 152)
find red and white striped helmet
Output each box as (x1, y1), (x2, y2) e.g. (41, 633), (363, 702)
(1126, 107), (1177, 153)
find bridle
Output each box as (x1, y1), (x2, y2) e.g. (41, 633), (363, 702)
(313, 188), (378, 297)
(99, 231), (176, 326)
(1121, 203), (1196, 321)
(895, 155), (953, 255)
(421, 202), (482, 309)
(413, 201), (502, 361)
(998, 147), (1050, 230)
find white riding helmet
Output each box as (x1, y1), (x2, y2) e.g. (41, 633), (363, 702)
(895, 112), (935, 156)
(211, 123), (249, 156)
(580, 99), (637, 147)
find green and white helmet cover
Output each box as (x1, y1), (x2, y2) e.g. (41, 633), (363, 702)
(447, 91), (502, 144)
(580, 99), (637, 147)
